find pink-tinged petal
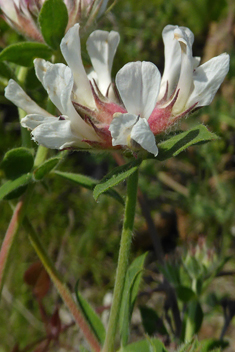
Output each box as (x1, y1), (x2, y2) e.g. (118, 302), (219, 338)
(116, 61), (161, 120)
(60, 23), (95, 108)
(131, 118), (158, 156)
(31, 119), (90, 150)
(5, 79), (52, 116)
(109, 113), (138, 147)
(87, 30), (120, 96)
(186, 53), (230, 108)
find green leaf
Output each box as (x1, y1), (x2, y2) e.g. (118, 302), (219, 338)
(75, 283), (106, 344)
(117, 338), (168, 352)
(93, 159), (141, 201)
(119, 253), (147, 346)
(54, 170), (124, 205)
(0, 42), (52, 67)
(157, 125), (219, 161)
(39, 0), (68, 50)
(139, 306), (168, 336)
(54, 170), (97, 189)
(1, 147), (34, 180)
(175, 286), (196, 303)
(0, 173), (32, 201)
(34, 157), (61, 180)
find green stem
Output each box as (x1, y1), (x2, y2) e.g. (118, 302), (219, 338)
(16, 66), (32, 149)
(19, 108), (32, 148)
(102, 168), (139, 352)
(24, 217), (101, 352)
(34, 146), (48, 168)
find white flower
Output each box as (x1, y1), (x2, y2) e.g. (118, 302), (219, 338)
(147, 25), (230, 135)
(5, 24), (121, 150)
(5, 24), (230, 156)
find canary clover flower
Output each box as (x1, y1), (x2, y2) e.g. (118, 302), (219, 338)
(5, 24), (229, 156)
(0, 0), (109, 41)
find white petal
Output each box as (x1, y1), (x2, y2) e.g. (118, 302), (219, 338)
(116, 61), (161, 119)
(87, 30), (120, 96)
(34, 61), (98, 140)
(34, 58), (53, 88)
(5, 79), (51, 116)
(109, 113), (138, 146)
(60, 23), (95, 107)
(0, 0), (18, 21)
(39, 62), (73, 115)
(32, 119), (89, 150)
(158, 25), (181, 100)
(186, 53), (230, 108)
(131, 118), (158, 156)
(159, 25), (195, 100)
(172, 27), (195, 114)
(193, 56), (201, 69)
(21, 113), (58, 130)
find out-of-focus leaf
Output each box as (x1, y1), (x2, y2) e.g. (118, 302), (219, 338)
(75, 284), (106, 344)
(34, 157), (61, 180)
(157, 125), (219, 161)
(201, 338), (229, 351)
(0, 148), (34, 199)
(0, 42), (52, 67)
(39, 0), (68, 50)
(119, 253), (147, 346)
(54, 170), (124, 205)
(117, 338), (168, 352)
(177, 337), (227, 352)
(202, 256), (231, 291)
(0, 62), (16, 80)
(1, 147), (34, 180)
(184, 255), (203, 280)
(93, 159), (141, 201)
(175, 286), (196, 303)
(158, 262), (181, 286)
(184, 300), (203, 341)
(139, 305), (168, 336)
(0, 173), (32, 201)
(24, 261), (50, 299)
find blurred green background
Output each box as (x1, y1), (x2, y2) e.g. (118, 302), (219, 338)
(0, 0), (235, 350)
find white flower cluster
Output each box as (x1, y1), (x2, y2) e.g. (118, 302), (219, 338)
(5, 24), (230, 156)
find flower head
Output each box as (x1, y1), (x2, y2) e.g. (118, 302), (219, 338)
(5, 24), (229, 156)
(0, 0), (109, 41)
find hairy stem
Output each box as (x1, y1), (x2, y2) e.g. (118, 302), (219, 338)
(0, 185), (34, 294)
(102, 168), (139, 352)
